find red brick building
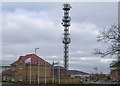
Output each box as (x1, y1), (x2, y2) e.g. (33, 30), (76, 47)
(110, 60), (120, 82)
(2, 54), (52, 84)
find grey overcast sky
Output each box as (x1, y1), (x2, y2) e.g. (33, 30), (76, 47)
(1, 2), (118, 74)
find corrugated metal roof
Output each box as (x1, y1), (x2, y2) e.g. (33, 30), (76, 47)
(52, 66), (90, 75)
(67, 70), (90, 75)
(53, 66), (65, 69)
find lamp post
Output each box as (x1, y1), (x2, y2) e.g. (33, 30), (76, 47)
(34, 47), (39, 84)
(94, 67), (97, 74)
(35, 48), (39, 55)
(43, 59), (47, 84)
(58, 61), (60, 84)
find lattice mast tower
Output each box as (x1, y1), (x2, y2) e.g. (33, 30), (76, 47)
(61, 4), (71, 70)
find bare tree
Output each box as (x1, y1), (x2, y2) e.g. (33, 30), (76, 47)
(94, 24), (120, 82)
(95, 24), (120, 61)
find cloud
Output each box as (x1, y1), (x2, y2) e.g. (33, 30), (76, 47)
(69, 56), (111, 73)
(2, 8), (63, 64)
(70, 2), (118, 27)
(3, 9), (60, 44)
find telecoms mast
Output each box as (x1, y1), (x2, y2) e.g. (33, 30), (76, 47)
(61, 4), (71, 70)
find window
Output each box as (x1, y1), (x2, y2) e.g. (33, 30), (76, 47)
(12, 67), (15, 70)
(19, 74), (23, 81)
(19, 70), (23, 74)
(19, 64), (23, 69)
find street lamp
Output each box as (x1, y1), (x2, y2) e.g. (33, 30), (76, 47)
(34, 47), (39, 84)
(35, 48), (39, 55)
